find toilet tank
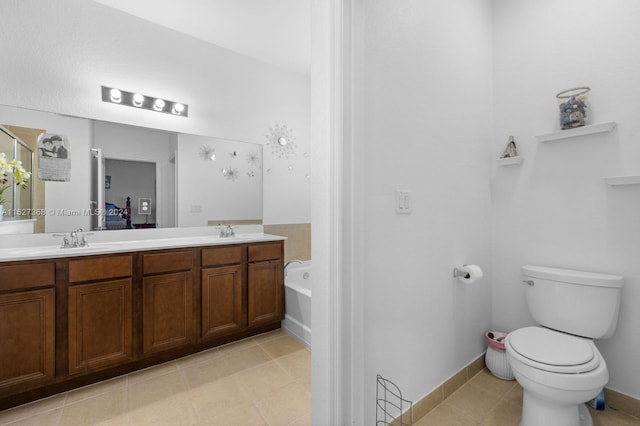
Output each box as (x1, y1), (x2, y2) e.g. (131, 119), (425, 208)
(522, 265), (624, 339)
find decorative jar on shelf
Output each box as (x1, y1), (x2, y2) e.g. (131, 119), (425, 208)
(556, 86), (590, 130)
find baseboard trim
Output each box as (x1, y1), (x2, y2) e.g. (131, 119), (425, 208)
(605, 388), (640, 419)
(410, 353), (486, 423)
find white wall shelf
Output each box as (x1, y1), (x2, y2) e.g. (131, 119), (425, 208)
(604, 176), (640, 186)
(496, 156), (523, 166)
(536, 121), (617, 142)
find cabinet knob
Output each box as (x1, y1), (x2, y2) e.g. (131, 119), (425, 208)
(523, 279), (534, 286)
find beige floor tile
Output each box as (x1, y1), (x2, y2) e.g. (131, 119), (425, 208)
(236, 361), (296, 400)
(468, 369), (516, 398)
(445, 382), (502, 422)
(188, 375), (251, 418)
(259, 334), (306, 359)
(414, 402), (480, 426)
(480, 400), (521, 425)
(251, 329), (288, 344)
(127, 360), (178, 385)
(176, 347), (221, 369)
(222, 345), (271, 374)
(255, 382), (311, 426)
(58, 390), (128, 426)
(275, 348), (311, 382)
(128, 371), (187, 409)
(197, 401), (267, 426)
(288, 412), (312, 426)
(0, 394), (67, 426)
(128, 395), (197, 426)
(180, 357), (232, 390)
(501, 383), (523, 407)
(1, 408), (62, 426)
(217, 336), (258, 355)
(65, 376), (127, 405)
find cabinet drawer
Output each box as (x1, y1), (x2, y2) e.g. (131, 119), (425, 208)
(248, 243), (282, 262)
(202, 246), (243, 267)
(143, 250), (193, 275)
(0, 262), (55, 291)
(69, 256), (133, 283)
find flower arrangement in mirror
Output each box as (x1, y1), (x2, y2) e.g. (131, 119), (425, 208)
(0, 152), (31, 205)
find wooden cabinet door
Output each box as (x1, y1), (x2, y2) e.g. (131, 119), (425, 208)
(0, 289), (55, 389)
(201, 265), (243, 340)
(247, 260), (284, 327)
(142, 272), (194, 354)
(68, 279), (133, 375)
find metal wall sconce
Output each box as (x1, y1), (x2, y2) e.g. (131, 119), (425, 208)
(101, 86), (189, 117)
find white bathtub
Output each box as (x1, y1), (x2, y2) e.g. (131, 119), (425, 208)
(282, 260), (312, 348)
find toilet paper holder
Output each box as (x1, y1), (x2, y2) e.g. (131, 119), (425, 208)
(453, 267), (471, 279)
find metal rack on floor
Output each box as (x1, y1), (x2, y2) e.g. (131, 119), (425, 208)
(376, 374), (413, 425)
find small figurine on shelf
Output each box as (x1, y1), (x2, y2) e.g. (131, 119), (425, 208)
(500, 136), (518, 158)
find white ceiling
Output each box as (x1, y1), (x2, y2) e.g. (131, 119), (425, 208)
(93, 0), (311, 76)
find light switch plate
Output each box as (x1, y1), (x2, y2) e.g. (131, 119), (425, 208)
(395, 190), (412, 214)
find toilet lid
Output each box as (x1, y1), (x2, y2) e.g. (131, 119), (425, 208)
(509, 327), (599, 373)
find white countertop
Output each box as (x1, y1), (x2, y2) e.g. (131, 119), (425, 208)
(0, 232), (286, 262)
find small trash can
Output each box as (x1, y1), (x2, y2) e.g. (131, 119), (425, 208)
(484, 331), (514, 380)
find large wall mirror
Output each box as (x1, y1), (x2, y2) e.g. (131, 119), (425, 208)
(1, 104), (263, 235)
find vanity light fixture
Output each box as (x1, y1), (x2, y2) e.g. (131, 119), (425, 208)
(101, 86), (189, 117)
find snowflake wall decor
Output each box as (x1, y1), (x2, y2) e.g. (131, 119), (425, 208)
(246, 152), (260, 166)
(221, 167), (239, 181)
(266, 122), (297, 159)
(199, 145), (216, 161)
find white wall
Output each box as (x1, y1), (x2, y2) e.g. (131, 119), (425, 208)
(359, 0), (494, 420)
(491, 0), (640, 400)
(0, 0), (310, 227)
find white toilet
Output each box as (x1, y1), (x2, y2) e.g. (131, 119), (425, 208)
(504, 265), (624, 426)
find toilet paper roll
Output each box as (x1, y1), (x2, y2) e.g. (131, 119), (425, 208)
(458, 265), (483, 284)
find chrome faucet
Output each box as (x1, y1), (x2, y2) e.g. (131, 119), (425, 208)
(52, 228), (93, 248)
(218, 225), (236, 238)
(284, 259), (303, 275)
(69, 229), (79, 247)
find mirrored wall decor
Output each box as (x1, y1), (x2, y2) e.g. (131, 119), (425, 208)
(266, 122), (297, 159)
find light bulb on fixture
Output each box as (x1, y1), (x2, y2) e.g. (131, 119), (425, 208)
(132, 93), (144, 107)
(153, 98), (165, 111)
(172, 103), (185, 115)
(109, 88), (122, 103)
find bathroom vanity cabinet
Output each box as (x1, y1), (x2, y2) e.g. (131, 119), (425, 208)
(0, 262), (56, 390)
(0, 240), (284, 410)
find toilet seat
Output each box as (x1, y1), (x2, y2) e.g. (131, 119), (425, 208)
(508, 327), (601, 374)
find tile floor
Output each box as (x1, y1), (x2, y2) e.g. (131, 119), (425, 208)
(416, 369), (640, 426)
(0, 329), (311, 426)
(3, 334), (638, 426)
